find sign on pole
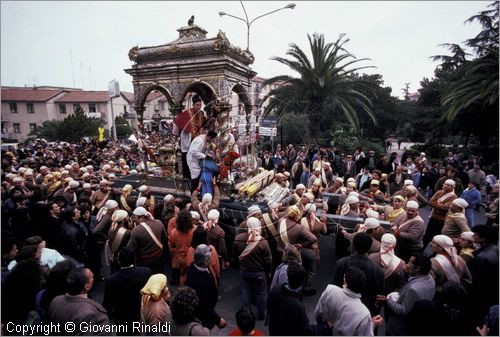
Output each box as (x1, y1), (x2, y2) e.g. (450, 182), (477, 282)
(108, 80), (120, 98)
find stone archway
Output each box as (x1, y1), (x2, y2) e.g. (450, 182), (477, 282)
(125, 24), (257, 129)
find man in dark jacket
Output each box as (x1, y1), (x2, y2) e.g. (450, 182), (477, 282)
(267, 262), (330, 336)
(48, 268), (110, 335)
(103, 247), (151, 336)
(332, 232), (385, 316)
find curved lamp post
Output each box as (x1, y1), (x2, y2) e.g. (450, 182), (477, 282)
(219, 1), (296, 51)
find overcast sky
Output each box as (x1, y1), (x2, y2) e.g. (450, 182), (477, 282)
(1, 1), (489, 99)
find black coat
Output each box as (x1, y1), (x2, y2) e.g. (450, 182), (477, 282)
(332, 253), (385, 316)
(185, 264), (220, 329)
(59, 221), (87, 263)
(103, 266), (152, 334)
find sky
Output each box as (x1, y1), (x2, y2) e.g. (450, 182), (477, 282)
(1, 1), (489, 99)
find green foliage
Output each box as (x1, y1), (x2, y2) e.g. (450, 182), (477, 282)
(115, 115), (133, 139)
(29, 106), (104, 142)
(262, 33), (376, 142)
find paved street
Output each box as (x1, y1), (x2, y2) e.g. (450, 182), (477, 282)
(90, 203), (486, 335)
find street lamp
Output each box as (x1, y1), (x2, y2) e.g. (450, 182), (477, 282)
(219, 1), (296, 51)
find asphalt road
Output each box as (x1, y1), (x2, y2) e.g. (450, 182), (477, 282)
(89, 204), (486, 336)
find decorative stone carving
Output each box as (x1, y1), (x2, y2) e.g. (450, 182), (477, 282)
(128, 46), (138, 62)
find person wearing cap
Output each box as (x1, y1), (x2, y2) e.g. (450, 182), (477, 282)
(35, 165), (50, 185)
(435, 167), (464, 196)
(342, 217), (385, 255)
(307, 167), (322, 189)
(69, 162), (81, 180)
(457, 231), (476, 268)
(78, 182), (94, 202)
(391, 200), (426, 262)
(204, 209), (229, 270)
(424, 179), (458, 247)
(340, 195), (360, 217)
(89, 179), (112, 215)
(430, 234), (472, 294)
(278, 205), (318, 295)
(360, 178), (386, 204)
(169, 209), (195, 286)
(60, 180), (80, 205)
(441, 198), (471, 242)
(186, 244), (227, 330)
(280, 183), (306, 209)
(291, 157), (307, 190)
(372, 195), (407, 224)
(118, 184), (135, 215)
(369, 233), (406, 294)
(460, 182), (482, 227)
(232, 216), (272, 320)
(127, 206), (168, 274)
(191, 179), (221, 221)
(388, 165), (409, 196)
(343, 154), (357, 183)
(138, 185), (156, 216)
(106, 209), (133, 271)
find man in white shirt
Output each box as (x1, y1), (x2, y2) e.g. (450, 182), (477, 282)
(187, 131), (217, 193)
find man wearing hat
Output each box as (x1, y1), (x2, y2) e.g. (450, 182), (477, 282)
(138, 184), (156, 216)
(280, 184), (307, 210)
(340, 195), (360, 217)
(61, 180), (80, 205)
(233, 217), (272, 320)
(343, 154), (357, 183)
(90, 179), (113, 215)
(127, 206), (168, 274)
(360, 179), (386, 204)
(342, 217), (384, 255)
(430, 234), (472, 293)
(388, 165), (409, 196)
(307, 167), (322, 189)
(441, 198), (470, 242)
(204, 209), (229, 269)
(434, 167), (464, 196)
(424, 179), (458, 247)
(458, 231), (476, 268)
(278, 205), (318, 295)
(391, 200), (426, 262)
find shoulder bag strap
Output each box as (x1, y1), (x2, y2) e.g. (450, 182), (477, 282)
(140, 222), (163, 249)
(111, 227), (128, 253)
(239, 240), (260, 261)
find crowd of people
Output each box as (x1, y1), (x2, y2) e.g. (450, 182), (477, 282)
(1, 123), (499, 336)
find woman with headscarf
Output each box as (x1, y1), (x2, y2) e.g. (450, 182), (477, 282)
(430, 234), (472, 295)
(186, 225), (220, 286)
(168, 209), (194, 286)
(186, 244), (226, 330)
(140, 273), (172, 335)
(369, 233), (406, 293)
(232, 216), (272, 321)
(106, 209), (132, 272)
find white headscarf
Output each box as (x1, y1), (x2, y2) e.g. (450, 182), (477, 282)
(341, 196), (359, 216)
(96, 199), (119, 222)
(199, 193), (213, 215)
(380, 233), (402, 278)
(247, 217), (262, 243)
(433, 234), (459, 266)
(133, 206), (154, 220)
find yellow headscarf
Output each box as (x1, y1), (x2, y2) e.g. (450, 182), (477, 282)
(287, 205), (302, 221)
(141, 274), (168, 306)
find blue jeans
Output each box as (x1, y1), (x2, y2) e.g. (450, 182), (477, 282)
(240, 270), (267, 319)
(465, 208), (476, 228)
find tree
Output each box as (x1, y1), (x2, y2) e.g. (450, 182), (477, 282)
(29, 106), (103, 142)
(115, 115), (133, 139)
(262, 33), (376, 144)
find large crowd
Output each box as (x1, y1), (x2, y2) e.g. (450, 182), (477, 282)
(1, 123), (499, 336)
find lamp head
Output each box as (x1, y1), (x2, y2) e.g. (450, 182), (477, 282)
(286, 3), (296, 9)
(219, 11), (226, 16)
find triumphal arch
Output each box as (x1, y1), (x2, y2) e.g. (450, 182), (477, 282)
(124, 23), (257, 130)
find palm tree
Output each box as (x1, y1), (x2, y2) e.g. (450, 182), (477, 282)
(262, 33), (376, 143)
(440, 1), (498, 122)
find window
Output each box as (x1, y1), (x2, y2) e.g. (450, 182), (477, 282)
(29, 123), (37, 131)
(59, 104), (67, 114)
(73, 104), (81, 112)
(26, 103), (34, 113)
(89, 103), (96, 112)
(9, 103), (17, 113)
(13, 123), (21, 133)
